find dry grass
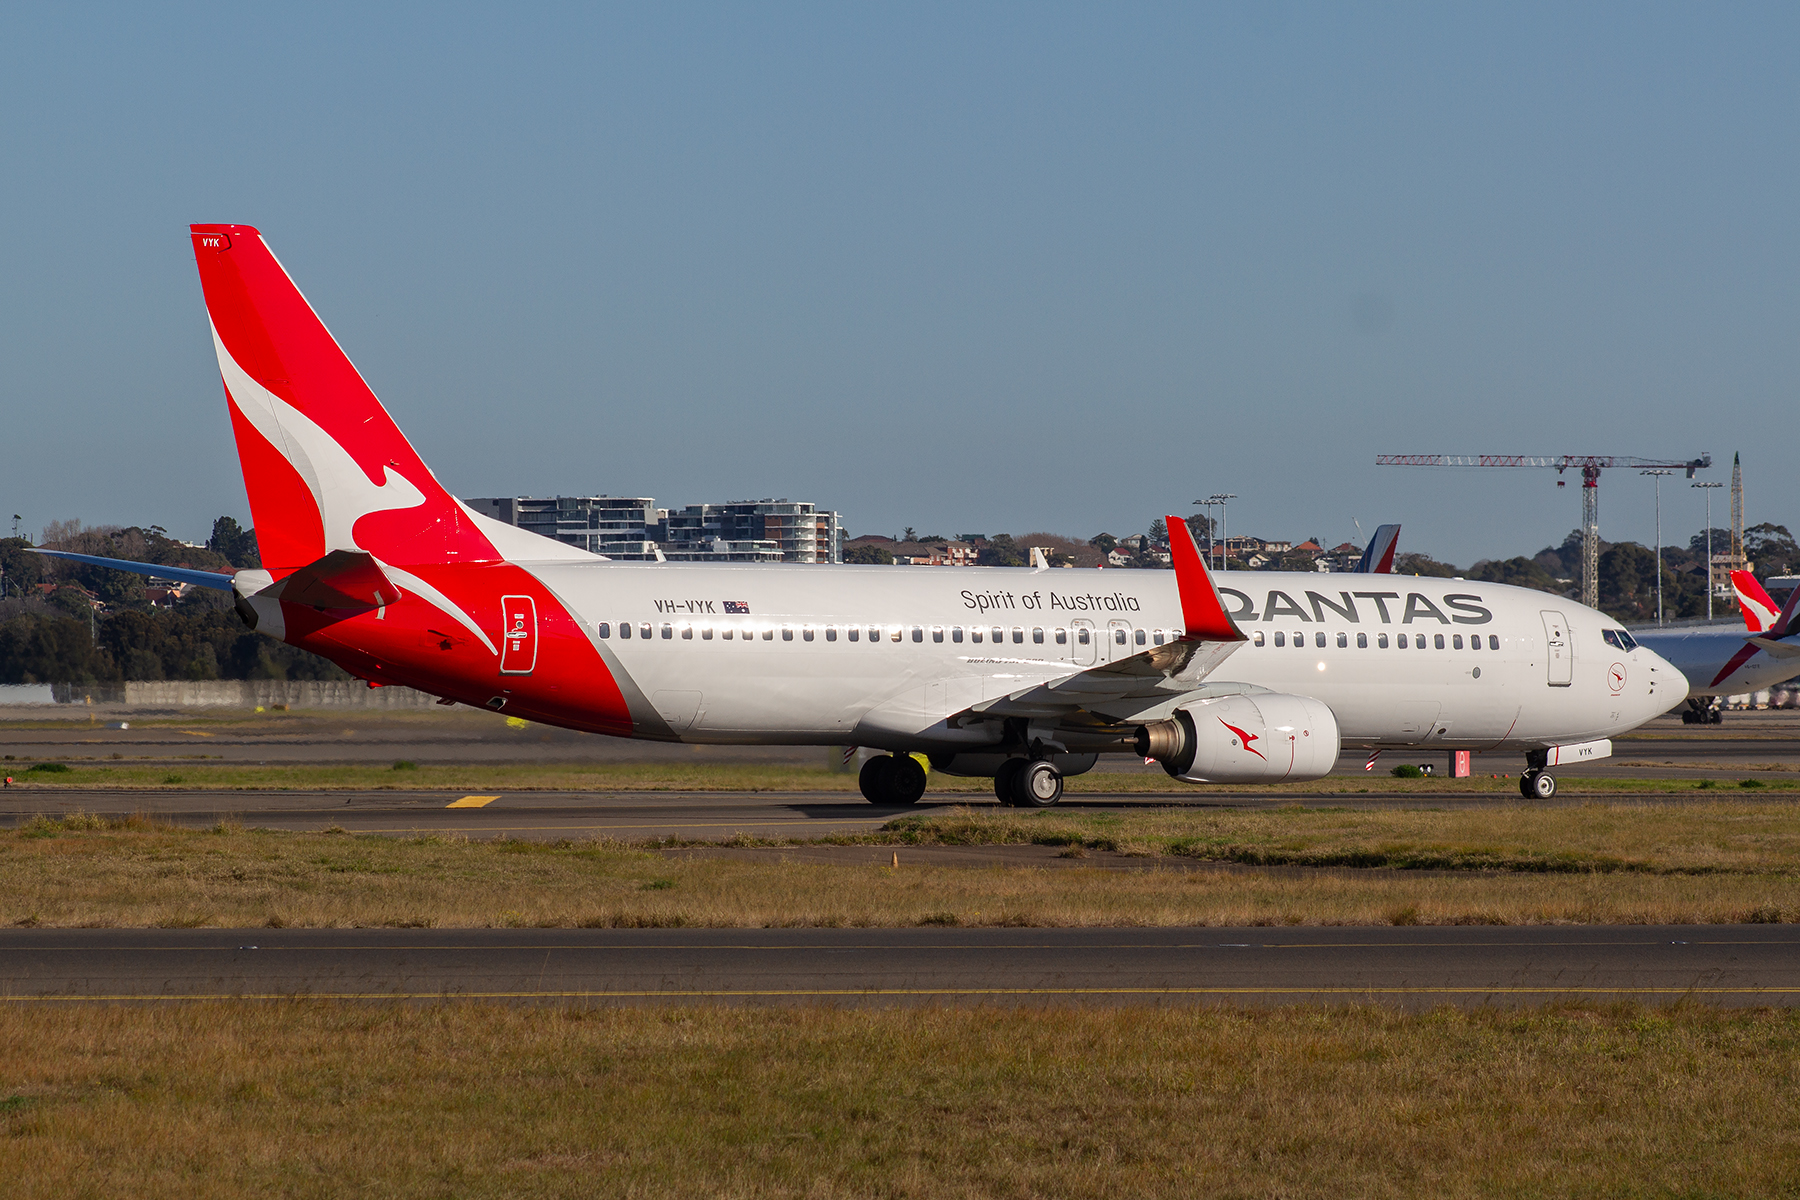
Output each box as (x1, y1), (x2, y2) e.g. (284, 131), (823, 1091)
(868, 800), (1800, 873)
(3, 815), (1799, 928)
(0, 1002), (1795, 1197)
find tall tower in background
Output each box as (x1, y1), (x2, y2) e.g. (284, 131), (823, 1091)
(1715, 451), (1749, 586)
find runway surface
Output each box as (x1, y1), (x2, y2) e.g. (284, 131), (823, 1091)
(3, 926), (1794, 1007)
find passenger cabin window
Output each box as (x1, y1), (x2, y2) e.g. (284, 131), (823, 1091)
(826, 626), (837, 642)
(1151, 630), (1164, 646)
(802, 626), (813, 642)
(1453, 634), (1462, 649)
(1254, 630), (1265, 646)
(619, 622), (631, 639)
(1356, 632), (1367, 648)
(661, 624), (672, 639)
(598, 622), (611, 638)
(912, 627), (923, 643)
(1378, 633), (1389, 648)
(994, 627), (1005, 643)
(1294, 632), (1304, 648)
(868, 626), (880, 642)
(1274, 631), (1286, 647)
(1337, 632), (1347, 648)
(932, 627), (944, 643)
(1011, 628), (1023, 644)
(681, 625), (693, 640)
(1316, 632), (1327, 648)
(1055, 629), (1067, 644)
(952, 627), (964, 643)
(971, 628), (983, 643)
(1488, 635), (1500, 650)
(1134, 629), (1146, 646)
(1033, 628), (1044, 644)
(721, 627), (733, 640)
(1114, 629), (1128, 645)
(891, 627), (903, 642)
(639, 623), (651, 639)
(1434, 634), (1445, 649)
(763, 628), (774, 641)
(1077, 628), (1090, 644)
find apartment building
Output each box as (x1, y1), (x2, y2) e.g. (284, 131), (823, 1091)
(463, 495), (842, 563)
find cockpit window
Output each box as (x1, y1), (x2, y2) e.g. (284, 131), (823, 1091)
(1617, 629), (1638, 652)
(1602, 628), (1639, 652)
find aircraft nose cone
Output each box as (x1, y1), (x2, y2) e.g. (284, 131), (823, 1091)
(1644, 649), (1689, 712)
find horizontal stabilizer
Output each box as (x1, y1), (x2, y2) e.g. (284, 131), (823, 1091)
(257, 549), (402, 609)
(27, 548), (235, 591)
(1747, 636), (1800, 660)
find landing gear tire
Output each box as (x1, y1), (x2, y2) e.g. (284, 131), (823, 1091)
(859, 754), (928, 806)
(1012, 760), (1064, 808)
(1520, 770), (1556, 800)
(994, 758), (1026, 806)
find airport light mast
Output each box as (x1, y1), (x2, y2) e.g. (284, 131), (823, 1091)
(1375, 453), (1712, 610)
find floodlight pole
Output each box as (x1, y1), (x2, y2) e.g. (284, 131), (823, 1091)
(1199, 494), (1236, 572)
(1693, 481), (1724, 620)
(1642, 469), (1674, 625)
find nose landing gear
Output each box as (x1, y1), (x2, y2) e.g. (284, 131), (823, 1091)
(1519, 770), (1557, 800)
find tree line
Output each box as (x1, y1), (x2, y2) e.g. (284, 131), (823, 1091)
(0, 518), (346, 685)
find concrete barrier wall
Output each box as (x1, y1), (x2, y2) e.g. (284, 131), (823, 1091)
(3, 681), (445, 709)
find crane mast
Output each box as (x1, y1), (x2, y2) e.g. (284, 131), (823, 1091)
(1375, 453), (1712, 610)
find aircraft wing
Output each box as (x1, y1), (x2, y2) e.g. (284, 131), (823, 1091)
(961, 514), (1248, 723)
(27, 548), (235, 591)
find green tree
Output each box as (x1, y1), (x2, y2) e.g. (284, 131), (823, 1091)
(1391, 553), (1459, 578)
(207, 516), (260, 568)
(978, 534), (1026, 567)
(1469, 556), (1566, 594)
(1747, 523), (1800, 576)
(843, 544), (894, 565)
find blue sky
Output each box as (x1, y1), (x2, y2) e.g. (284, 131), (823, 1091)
(2, 3), (1795, 563)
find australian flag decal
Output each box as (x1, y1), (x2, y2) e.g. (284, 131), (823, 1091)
(724, 601), (750, 614)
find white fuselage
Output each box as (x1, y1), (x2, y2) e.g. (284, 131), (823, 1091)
(528, 562), (1684, 753)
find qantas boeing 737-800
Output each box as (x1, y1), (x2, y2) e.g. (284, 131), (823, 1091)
(38, 225), (1688, 805)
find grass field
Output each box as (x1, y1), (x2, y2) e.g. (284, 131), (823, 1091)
(4, 804), (1798, 928)
(5, 758), (1800, 793)
(1, 1002), (1795, 1198)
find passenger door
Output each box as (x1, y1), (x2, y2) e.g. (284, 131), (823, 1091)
(1071, 619), (1097, 667)
(1541, 610), (1572, 687)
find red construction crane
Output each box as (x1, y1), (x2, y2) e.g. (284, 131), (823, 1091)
(1375, 454), (1712, 610)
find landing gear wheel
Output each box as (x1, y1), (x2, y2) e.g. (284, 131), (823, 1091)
(994, 758), (1026, 805)
(888, 754), (927, 806)
(1520, 770), (1556, 800)
(860, 754), (927, 805)
(1012, 760), (1065, 808)
(858, 755), (895, 804)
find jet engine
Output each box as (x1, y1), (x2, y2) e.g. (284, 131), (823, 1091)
(1136, 693), (1340, 784)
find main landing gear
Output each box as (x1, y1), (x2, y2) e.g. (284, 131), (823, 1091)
(993, 757), (1064, 808)
(858, 754), (928, 806)
(1680, 698), (1724, 725)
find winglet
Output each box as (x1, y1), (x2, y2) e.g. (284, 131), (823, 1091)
(1355, 524), (1400, 573)
(1165, 515), (1245, 641)
(1730, 570), (1779, 633)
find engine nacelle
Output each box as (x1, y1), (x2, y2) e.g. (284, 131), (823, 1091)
(1146, 693), (1340, 784)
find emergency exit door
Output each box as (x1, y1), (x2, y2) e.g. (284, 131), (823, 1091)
(500, 595), (538, 675)
(1541, 610), (1571, 687)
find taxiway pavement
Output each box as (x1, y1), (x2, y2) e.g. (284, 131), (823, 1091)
(3, 926), (1793, 1007)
